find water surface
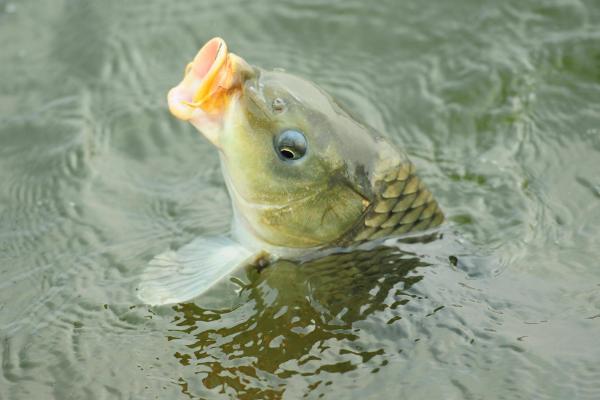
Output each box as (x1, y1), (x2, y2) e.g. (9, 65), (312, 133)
(1, 0), (600, 398)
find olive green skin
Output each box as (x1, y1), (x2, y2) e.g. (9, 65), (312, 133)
(218, 68), (442, 251)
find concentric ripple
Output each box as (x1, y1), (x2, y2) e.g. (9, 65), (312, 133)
(1, 0), (600, 399)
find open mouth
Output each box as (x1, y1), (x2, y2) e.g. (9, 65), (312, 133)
(189, 38), (227, 88)
(167, 37), (251, 121)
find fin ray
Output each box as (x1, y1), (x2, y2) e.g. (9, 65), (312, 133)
(138, 236), (252, 305)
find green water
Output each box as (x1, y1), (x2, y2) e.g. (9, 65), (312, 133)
(1, 0), (600, 398)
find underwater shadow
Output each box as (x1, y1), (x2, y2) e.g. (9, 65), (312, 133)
(169, 242), (435, 399)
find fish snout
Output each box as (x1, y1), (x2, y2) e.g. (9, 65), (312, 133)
(167, 37), (253, 146)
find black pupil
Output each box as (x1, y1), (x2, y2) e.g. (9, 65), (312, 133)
(280, 148), (295, 159)
(275, 130), (307, 161)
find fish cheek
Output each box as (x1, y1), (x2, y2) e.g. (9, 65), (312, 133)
(258, 182), (367, 248)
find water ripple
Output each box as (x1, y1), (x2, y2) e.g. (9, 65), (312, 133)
(1, 0), (600, 399)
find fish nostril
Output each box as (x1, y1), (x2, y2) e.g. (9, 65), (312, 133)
(272, 98), (286, 113)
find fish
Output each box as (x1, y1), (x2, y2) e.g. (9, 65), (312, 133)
(137, 37), (444, 305)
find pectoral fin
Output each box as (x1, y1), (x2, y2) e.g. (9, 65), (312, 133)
(137, 236), (253, 306)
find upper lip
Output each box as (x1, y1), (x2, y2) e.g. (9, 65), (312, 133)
(167, 37), (254, 120)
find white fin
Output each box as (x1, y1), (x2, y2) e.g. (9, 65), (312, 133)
(137, 236), (253, 306)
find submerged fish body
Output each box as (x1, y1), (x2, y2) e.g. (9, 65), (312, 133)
(138, 38), (444, 305)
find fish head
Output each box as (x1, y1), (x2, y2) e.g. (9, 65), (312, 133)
(168, 38), (402, 250)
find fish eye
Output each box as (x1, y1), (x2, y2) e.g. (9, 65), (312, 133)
(274, 129), (307, 161)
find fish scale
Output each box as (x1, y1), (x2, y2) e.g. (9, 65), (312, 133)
(345, 162), (444, 243)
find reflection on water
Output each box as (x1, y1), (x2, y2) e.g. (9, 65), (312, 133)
(171, 245), (429, 398)
(1, 0), (600, 399)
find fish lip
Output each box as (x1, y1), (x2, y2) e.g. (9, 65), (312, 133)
(167, 38), (255, 147)
(167, 37), (229, 121)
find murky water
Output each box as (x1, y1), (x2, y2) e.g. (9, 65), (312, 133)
(1, 0), (600, 398)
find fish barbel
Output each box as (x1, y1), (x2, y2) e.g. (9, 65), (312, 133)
(138, 38), (443, 305)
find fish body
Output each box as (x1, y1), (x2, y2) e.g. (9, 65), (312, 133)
(138, 38), (443, 305)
